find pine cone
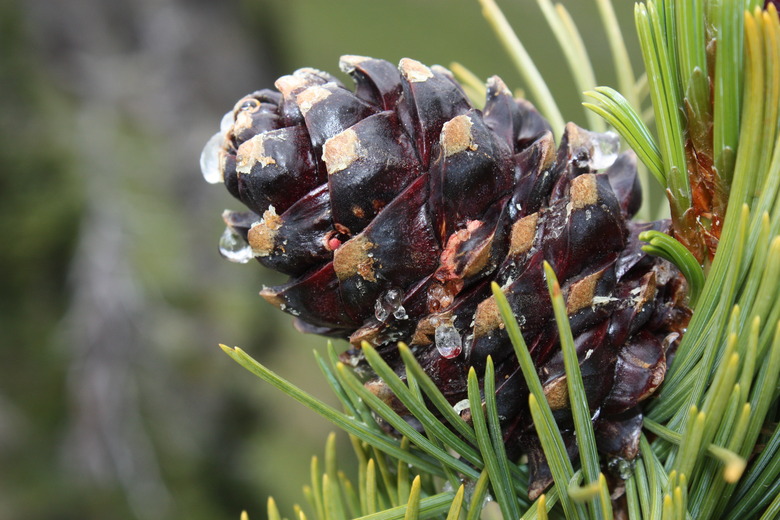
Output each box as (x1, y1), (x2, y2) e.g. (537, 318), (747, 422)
(201, 56), (688, 496)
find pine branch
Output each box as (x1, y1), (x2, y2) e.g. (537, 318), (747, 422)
(215, 2), (780, 519)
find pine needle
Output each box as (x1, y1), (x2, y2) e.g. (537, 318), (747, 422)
(477, 0), (565, 135)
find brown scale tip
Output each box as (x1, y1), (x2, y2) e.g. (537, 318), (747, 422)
(566, 270), (602, 314)
(259, 286), (285, 309)
(509, 212), (538, 256)
(365, 379), (406, 413)
(486, 75), (512, 96)
(296, 85), (332, 116)
(570, 174), (599, 211)
(473, 294), (504, 339)
(232, 95), (259, 113)
(399, 58), (434, 83)
(349, 324), (382, 347)
(323, 129), (360, 175)
(461, 239), (492, 279)
(636, 364), (666, 401)
(441, 115), (478, 158)
(295, 67), (332, 80)
(274, 74), (309, 97)
(437, 221), (488, 281)
(247, 207), (283, 257)
(543, 376), (569, 410)
(339, 54), (370, 73)
(333, 235), (377, 282)
(236, 134), (277, 174)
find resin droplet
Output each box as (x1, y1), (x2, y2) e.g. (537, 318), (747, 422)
(607, 456), (635, 480)
(587, 130), (620, 170)
(201, 131), (225, 184)
(374, 288), (407, 322)
(393, 305), (408, 320)
(452, 399), (470, 415)
(462, 478), (494, 509)
(434, 322), (462, 358)
(219, 226), (254, 263)
(427, 282), (455, 313)
(219, 110), (234, 135)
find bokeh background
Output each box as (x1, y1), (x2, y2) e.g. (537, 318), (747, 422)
(0, 1), (637, 519)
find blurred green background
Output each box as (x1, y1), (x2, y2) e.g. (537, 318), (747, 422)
(0, 1), (637, 519)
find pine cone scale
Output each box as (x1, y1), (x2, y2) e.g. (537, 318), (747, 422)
(243, 183), (333, 276)
(261, 262), (359, 330)
(234, 124), (322, 215)
(325, 112), (422, 234)
(333, 173), (441, 321)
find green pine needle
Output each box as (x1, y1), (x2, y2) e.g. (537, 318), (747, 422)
(365, 459), (378, 515)
(325, 433), (339, 488)
(477, 0), (565, 136)
(268, 499), (282, 520)
(635, 1), (691, 214)
(528, 394), (584, 519)
(489, 283), (549, 417)
(542, 261), (602, 517)
(321, 344), (363, 416)
(534, 0), (603, 131)
(566, 473), (599, 504)
(654, 206), (751, 423)
(361, 343), (483, 470)
(355, 492), (455, 520)
(444, 485), (465, 520)
(639, 229), (705, 306)
(334, 361), (476, 479)
(490, 281), (582, 519)
(673, 407), (706, 480)
(482, 359), (525, 508)
(536, 495), (548, 520)
(467, 364), (520, 520)
(583, 87), (665, 185)
(338, 471), (361, 518)
(742, 321), (780, 459)
(465, 471), (491, 520)
(396, 438), (411, 505)
(371, 449), (396, 510)
(397, 344), (478, 444)
(711, 0), (744, 183)
(311, 456), (325, 520)
(220, 3), (780, 519)
(521, 488), (559, 520)
(595, 0), (638, 111)
(625, 472), (642, 520)
(221, 345), (443, 476)
(759, 491), (780, 520)
(724, 422), (780, 519)
(323, 474), (347, 520)
(707, 445), (747, 484)
(401, 476), (420, 520)
(598, 474), (614, 520)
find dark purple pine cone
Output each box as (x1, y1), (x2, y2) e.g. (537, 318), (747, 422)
(201, 56), (689, 497)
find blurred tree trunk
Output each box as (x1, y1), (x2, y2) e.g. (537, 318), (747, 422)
(1, 0), (291, 518)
